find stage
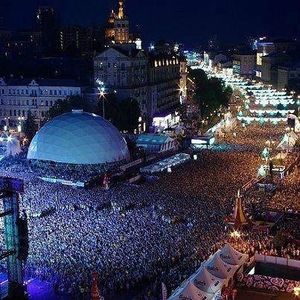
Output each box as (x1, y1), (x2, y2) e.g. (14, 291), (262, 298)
(0, 273), (70, 300)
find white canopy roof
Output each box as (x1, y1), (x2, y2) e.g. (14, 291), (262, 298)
(169, 280), (214, 300)
(277, 132), (298, 150)
(168, 244), (248, 300)
(219, 243), (248, 267)
(192, 267), (225, 294)
(204, 252), (238, 279)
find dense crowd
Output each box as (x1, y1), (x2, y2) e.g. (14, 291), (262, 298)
(0, 121), (298, 300)
(28, 159), (122, 182)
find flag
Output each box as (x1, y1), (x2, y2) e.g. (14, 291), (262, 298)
(162, 282), (167, 300)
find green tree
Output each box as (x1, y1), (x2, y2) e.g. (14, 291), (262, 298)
(47, 95), (94, 120)
(23, 111), (37, 142)
(189, 68), (232, 119)
(100, 95), (141, 133)
(119, 98), (141, 132)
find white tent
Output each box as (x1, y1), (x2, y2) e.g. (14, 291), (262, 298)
(168, 244), (249, 300)
(168, 280), (214, 300)
(192, 267), (225, 294)
(219, 244), (248, 267)
(277, 132), (298, 151)
(204, 252), (238, 280)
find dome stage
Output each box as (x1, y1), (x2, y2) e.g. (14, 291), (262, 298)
(27, 110), (130, 165)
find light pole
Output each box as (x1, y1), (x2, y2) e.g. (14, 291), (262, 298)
(99, 90), (105, 119)
(96, 80), (107, 119)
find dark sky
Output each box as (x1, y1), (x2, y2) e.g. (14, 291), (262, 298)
(2, 0), (300, 48)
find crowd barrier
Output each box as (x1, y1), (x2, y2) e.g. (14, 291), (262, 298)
(254, 254), (300, 269)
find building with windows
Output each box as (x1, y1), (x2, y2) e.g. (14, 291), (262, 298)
(95, 0), (182, 127)
(232, 52), (256, 76)
(105, 0), (130, 44)
(277, 63), (300, 90)
(94, 46), (181, 124)
(94, 46), (149, 115)
(36, 6), (60, 53)
(148, 53), (181, 117)
(179, 57), (188, 103)
(59, 26), (93, 54)
(0, 78), (82, 127)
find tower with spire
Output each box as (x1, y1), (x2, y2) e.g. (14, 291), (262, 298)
(104, 0), (130, 44)
(117, 0), (125, 19)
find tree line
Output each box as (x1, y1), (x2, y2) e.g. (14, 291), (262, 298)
(23, 94), (141, 142)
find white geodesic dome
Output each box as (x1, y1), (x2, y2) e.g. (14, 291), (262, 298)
(27, 110), (130, 165)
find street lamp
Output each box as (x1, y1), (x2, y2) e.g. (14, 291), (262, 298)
(96, 80), (107, 119)
(294, 287), (300, 297)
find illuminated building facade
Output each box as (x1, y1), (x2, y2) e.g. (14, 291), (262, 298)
(0, 78), (82, 127)
(232, 52), (256, 76)
(105, 0), (130, 44)
(94, 47), (181, 123)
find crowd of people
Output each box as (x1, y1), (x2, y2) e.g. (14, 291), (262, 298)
(28, 159), (122, 183)
(0, 121), (298, 300)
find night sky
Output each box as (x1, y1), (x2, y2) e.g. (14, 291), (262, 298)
(2, 0), (300, 47)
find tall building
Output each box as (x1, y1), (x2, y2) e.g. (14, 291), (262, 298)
(36, 6), (58, 32)
(232, 52), (256, 76)
(36, 6), (59, 53)
(94, 46), (181, 124)
(104, 0), (132, 45)
(179, 57), (188, 103)
(59, 26), (93, 54)
(95, 1), (182, 127)
(94, 46), (148, 115)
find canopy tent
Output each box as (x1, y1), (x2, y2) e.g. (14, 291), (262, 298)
(192, 267), (225, 294)
(204, 252), (239, 280)
(136, 134), (178, 153)
(168, 244), (248, 300)
(168, 280), (214, 300)
(219, 244), (248, 267)
(140, 153), (191, 174)
(276, 132), (298, 151)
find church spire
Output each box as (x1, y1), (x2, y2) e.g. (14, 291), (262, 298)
(118, 0), (125, 19)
